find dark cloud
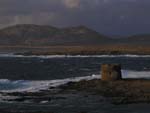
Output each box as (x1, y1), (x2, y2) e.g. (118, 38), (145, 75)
(0, 0), (150, 36)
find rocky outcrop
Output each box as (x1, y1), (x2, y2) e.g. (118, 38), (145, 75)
(61, 79), (150, 104)
(101, 64), (122, 81)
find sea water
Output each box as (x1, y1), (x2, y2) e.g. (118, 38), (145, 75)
(0, 55), (149, 113)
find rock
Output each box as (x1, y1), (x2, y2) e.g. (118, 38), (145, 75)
(101, 64), (122, 81)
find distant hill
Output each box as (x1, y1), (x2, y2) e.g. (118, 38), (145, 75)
(0, 24), (150, 47)
(122, 34), (150, 45)
(0, 24), (111, 46)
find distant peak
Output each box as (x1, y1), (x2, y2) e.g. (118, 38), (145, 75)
(63, 25), (97, 34)
(66, 25), (90, 30)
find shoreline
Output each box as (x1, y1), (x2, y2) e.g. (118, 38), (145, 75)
(15, 51), (150, 56)
(1, 54), (150, 58)
(0, 78), (150, 112)
(0, 45), (150, 55)
(1, 78), (150, 105)
(60, 79), (150, 105)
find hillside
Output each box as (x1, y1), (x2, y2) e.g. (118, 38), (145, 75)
(0, 24), (110, 46)
(0, 24), (150, 46)
(122, 34), (150, 45)
(0, 24), (150, 54)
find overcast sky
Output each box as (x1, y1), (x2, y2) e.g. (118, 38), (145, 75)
(0, 0), (150, 36)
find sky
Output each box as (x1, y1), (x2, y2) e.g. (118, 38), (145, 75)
(0, 0), (150, 36)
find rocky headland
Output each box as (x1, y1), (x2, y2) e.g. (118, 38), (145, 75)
(60, 64), (150, 105)
(2, 78), (150, 105)
(2, 64), (150, 105)
(60, 79), (150, 104)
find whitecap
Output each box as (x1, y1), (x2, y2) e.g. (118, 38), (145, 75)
(0, 75), (100, 93)
(0, 54), (150, 58)
(0, 70), (150, 93)
(122, 70), (150, 79)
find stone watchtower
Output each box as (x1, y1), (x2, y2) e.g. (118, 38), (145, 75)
(101, 64), (122, 81)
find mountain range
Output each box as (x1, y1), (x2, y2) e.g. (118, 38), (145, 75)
(0, 24), (149, 46)
(0, 24), (149, 54)
(0, 24), (111, 46)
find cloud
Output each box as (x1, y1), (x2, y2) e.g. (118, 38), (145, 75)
(62, 0), (80, 8)
(0, 0), (150, 36)
(13, 12), (58, 25)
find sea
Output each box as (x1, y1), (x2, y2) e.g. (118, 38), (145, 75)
(0, 54), (150, 113)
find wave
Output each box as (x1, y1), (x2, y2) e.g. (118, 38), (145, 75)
(0, 75), (100, 93)
(1, 54), (150, 58)
(122, 70), (150, 79)
(0, 70), (150, 93)
(99, 70), (150, 79)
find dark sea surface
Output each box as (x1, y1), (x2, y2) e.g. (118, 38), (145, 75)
(0, 55), (150, 80)
(0, 55), (150, 113)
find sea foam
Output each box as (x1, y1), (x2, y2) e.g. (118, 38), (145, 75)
(0, 75), (100, 93)
(0, 54), (150, 58)
(0, 70), (150, 93)
(122, 70), (150, 79)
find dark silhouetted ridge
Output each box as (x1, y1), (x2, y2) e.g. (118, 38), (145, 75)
(0, 24), (110, 46)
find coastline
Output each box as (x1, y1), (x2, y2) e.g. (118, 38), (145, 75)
(60, 79), (150, 105)
(1, 78), (150, 107)
(1, 54), (150, 59)
(0, 48), (149, 112)
(15, 50), (150, 56)
(0, 45), (150, 55)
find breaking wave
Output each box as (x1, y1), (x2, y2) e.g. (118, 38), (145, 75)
(122, 70), (150, 79)
(0, 70), (150, 93)
(0, 75), (100, 93)
(1, 54), (150, 58)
